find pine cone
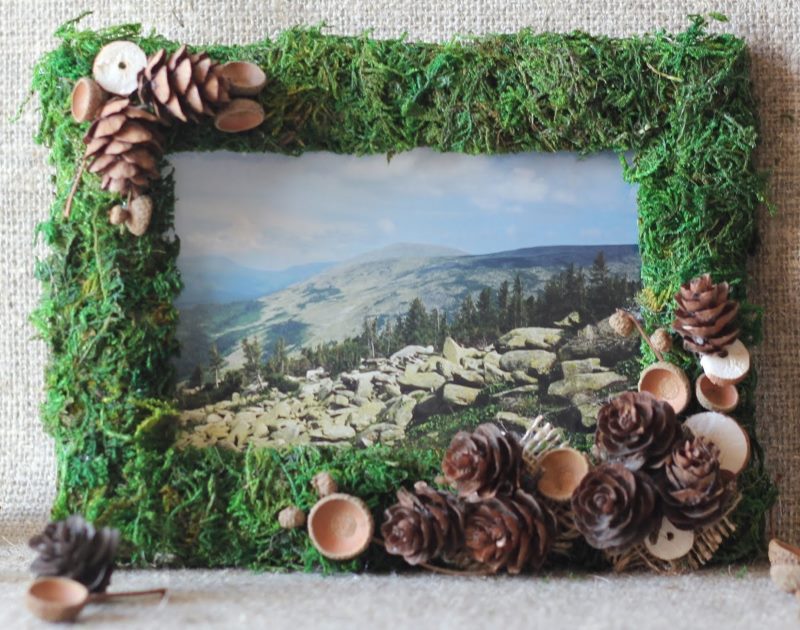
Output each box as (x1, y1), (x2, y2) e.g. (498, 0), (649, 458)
(464, 489), (555, 574)
(28, 515), (120, 593)
(672, 274), (740, 355)
(442, 423), (522, 500)
(659, 436), (736, 530)
(84, 97), (163, 197)
(138, 45), (230, 123)
(381, 482), (465, 565)
(571, 463), (660, 551)
(595, 391), (679, 471)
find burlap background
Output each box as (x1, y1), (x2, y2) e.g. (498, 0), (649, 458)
(1, 0), (797, 545)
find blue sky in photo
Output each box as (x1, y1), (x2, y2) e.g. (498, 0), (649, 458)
(172, 149), (638, 271)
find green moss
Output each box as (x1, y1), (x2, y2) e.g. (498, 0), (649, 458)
(31, 15), (774, 570)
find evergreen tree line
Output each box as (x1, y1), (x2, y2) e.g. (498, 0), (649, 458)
(188, 251), (639, 386)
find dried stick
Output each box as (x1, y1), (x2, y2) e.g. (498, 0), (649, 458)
(63, 157), (87, 218)
(618, 309), (664, 362)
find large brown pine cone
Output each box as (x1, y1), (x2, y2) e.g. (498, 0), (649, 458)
(138, 45), (230, 123)
(595, 391), (679, 471)
(571, 463), (660, 551)
(381, 482), (466, 565)
(84, 97), (163, 197)
(659, 436), (735, 530)
(464, 489), (556, 574)
(29, 515), (120, 593)
(672, 274), (740, 355)
(442, 423), (522, 500)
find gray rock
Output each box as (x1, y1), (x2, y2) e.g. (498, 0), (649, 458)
(484, 363), (513, 384)
(317, 422), (356, 441)
(497, 327), (563, 351)
(554, 311), (581, 327)
(413, 394), (445, 418)
(561, 358), (607, 378)
(511, 370), (538, 385)
(442, 337), (463, 365)
(442, 383), (481, 406)
(398, 371), (446, 392)
(381, 383), (403, 398)
(358, 423), (405, 447)
(381, 395), (417, 428)
(558, 317), (638, 363)
(346, 401), (386, 430)
(453, 369), (485, 388)
(492, 384), (540, 400)
(231, 392), (241, 404)
(494, 411), (530, 429)
(499, 350), (558, 375)
(547, 371), (628, 397)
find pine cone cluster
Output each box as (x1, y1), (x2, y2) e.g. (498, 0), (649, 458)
(672, 274), (740, 355)
(571, 463), (660, 551)
(381, 482), (465, 565)
(595, 391), (680, 471)
(137, 45), (230, 123)
(442, 423), (522, 500)
(382, 423), (555, 574)
(28, 515), (120, 593)
(659, 437), (735, 530)
(84, 98), (163, 197)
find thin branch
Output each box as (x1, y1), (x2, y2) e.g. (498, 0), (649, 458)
(618, 309), (664, 362)
(63, 157), (87, 218)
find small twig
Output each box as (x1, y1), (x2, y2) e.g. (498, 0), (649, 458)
(63, 157), (88, 218)
(618, 309), (664, 362)
(89, 588), (167, 603)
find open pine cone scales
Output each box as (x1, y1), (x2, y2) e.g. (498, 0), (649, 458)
(381, 482), (466, 565)
(659, 436), (735, 530)
(672, 274), (740, 355)
(84, 98), (163, 196)
(138, 45), (230, 123)
(28, 515), (120, 593)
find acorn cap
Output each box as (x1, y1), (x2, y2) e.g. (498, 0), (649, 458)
(644, 517), (695, 561)
(219, 62), (267, 96)
(125, 195), (153, 236)
(684, 412), (751, 475)
(26, 577), (89, 623)
(214, 99), (265, 133)
(695, 373), (739, 413)
(93, 41), (147, 96)
(307, 493), (374, 561)
(769, 539), (800, 566)
(637, 361), (691, 415)
(536, 448), (589, 502)
(700, 339), (750, 386)
(71, 78), (109, 123)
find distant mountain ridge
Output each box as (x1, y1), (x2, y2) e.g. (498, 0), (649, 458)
(175, 242), (640, 378)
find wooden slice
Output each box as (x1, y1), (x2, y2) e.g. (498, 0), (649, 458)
(307, 493), (374, 560)
(684, 412), (751, 475)
(637, 361), (691, 415)
(214, 99), (265, 133)
(695, 373), (739, 413)
(700, 339), (750, 386)
(769, 539), (800, 566)
(219, 61), (268, 96)
(644, 517), (695, 561)
(536, 448), (589, 502)
(92, 41), (147, 96)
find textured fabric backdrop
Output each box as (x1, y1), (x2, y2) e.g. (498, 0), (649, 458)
(1, 0), (797, 544)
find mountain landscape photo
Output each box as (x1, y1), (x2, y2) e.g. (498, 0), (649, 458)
(170, 148), (641, 451)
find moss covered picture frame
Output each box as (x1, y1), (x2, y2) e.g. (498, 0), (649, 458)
(30, 14), (777, 574)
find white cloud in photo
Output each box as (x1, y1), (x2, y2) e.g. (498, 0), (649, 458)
(171, 148), (637, 270)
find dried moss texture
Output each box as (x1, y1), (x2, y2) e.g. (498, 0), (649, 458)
(31, 16), (775, 570)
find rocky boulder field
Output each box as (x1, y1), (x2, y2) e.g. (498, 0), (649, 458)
(175, 314), (637, 451)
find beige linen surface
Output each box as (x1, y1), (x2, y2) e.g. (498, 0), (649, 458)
(1, 1), (798, 546)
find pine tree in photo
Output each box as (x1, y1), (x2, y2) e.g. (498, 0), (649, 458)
(189, 365), (204, 389)
(476, 287), (497, 346)
(511, 273), (524, 329)
(208, 342), (226, 388)
(269, 337), (288, 375)
(497, 280), (510, 331)
(403, 298), (430, 346)
(242, 336), (264, 389)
